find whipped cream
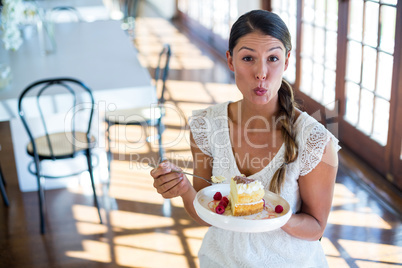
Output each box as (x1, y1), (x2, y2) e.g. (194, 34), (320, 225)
(211, 175), (226, 183)
(236, 180), (264, 194)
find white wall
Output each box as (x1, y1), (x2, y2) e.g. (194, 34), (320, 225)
(145, 0), (176, 19)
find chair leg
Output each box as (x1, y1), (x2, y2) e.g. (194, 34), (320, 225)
(33, 159), (46, 234)
(0, 164), (10, 207)
(86, 149), (103, 224)
(106, 122), (112, 189)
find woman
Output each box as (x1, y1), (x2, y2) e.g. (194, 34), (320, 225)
(151, 10), (339, 267)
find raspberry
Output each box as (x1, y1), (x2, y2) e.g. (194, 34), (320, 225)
(219, 200), (228, 208)
(213, 192), (222, 201)
(263, 199), (265, 207)
(275, 205), (283, 213)
(221, 196), (229, 204)
(215, 205), (225, 214)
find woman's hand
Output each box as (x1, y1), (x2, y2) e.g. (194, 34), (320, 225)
(150, 161), (193, 199)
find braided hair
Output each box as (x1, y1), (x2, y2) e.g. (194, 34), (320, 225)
(229, 10), (298, 194)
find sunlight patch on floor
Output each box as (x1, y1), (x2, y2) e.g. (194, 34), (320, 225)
(325, 256), (350, 267)
(114, 244), (196, 268)
(355, 260), (402, 268)
(166, 80), (214, 103)
(321, 237), (341, 257)
(72, 204), (104, 223)
(204, 82), (242, 103)
(75, 221), (108, 235)
(115, 232), (185, 254)
(328, 210), (392, 229)
(66, 240), (111, 263)
(332, 183), (360, 206)
(110, 210), (175, 229)
(338, 239), (402, 264)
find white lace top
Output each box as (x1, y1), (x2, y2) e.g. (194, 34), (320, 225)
(189, 102), (340, 268)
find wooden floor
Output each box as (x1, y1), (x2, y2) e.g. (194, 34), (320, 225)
(1, 3), (402, 268)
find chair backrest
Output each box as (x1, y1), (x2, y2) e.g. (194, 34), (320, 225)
(154, 44), (171, 105)
(50, 6), (82, 23)
(18, 78), (95, 160)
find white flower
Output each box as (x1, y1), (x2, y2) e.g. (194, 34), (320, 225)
(1, 0), (25, 50)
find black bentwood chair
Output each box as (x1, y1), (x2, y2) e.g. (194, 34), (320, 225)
(18, 78), (102, 234)
(105, 44), (171, 177)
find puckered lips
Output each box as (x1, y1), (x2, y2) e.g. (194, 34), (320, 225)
(253, 87), (267, 96)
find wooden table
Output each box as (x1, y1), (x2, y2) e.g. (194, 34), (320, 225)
(0, 20), (155, 192)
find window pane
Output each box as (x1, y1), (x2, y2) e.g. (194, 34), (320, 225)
(364, 1), (379, 47)
(286, 55), (296, 84)
(289, 16), (297, 48)
(372, 97), (389, 145)
(349, 0), (363, 42)
(200, 0), (213, 29)
(324, 69), (336, 89)
(303, 0), (315, 23)
(272, 0), (280, 10)
(358, 88), (374, 135)
(301, 58), (313, 94)
(315, 0), (326, 27)
(380, 5), (396, 54)
(272, 0), (297, 84)
(326, 31), (338, 70)
(327, 0), (339, 32)
(376, 52), (394, 100)
(300, 0), (338, 106)
(361, 46), (377, 91)
(314, 28), (325, 64)
(324, 85), (336, 109)
(178, 0), (187, 13)
(324, 69), (336, 106)
(311, 63), (324, 101)
(346, 40), (362, 83)
(380, 0), (397, 5)
(289, 0), (297, 16)
(345, 82), (360, 125)
(303, 24), (314, 57)
(188, 1), (199, 20)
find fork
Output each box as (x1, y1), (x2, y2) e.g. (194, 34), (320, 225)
(148, 163), (213, 184)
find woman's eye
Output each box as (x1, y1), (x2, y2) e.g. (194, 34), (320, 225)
(268, 56), (279, 62)
(242, 56), (253, 62)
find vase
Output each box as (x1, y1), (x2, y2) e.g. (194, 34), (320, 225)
(0, 64), (12, 91)
(36, 9), (56, 55)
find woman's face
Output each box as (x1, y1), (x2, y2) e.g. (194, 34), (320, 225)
(226, 32), (290, 106)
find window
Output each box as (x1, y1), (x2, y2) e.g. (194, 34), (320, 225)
(271, 0), (298, 84)
(344, 0), (397, 146)
(299, 0), (338, 109)
(178, 0), (238, 41)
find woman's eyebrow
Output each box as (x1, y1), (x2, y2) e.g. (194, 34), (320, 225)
(237, 46), (255, 52)
(237, 46), (283, 52)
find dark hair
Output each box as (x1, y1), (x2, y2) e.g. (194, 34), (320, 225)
(228, 10), (292, 56)
(229, 10), (297, 194)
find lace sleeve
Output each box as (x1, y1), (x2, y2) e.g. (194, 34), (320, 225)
(299, 123), (341, 176)
(188, 109), (213, 157)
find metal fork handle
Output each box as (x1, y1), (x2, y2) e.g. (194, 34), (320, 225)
(148, 163), (212, 184)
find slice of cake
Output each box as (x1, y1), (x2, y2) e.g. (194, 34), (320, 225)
(229, 176), (265, 216)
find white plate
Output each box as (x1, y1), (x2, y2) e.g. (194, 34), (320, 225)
(193, 184), (292, 233)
